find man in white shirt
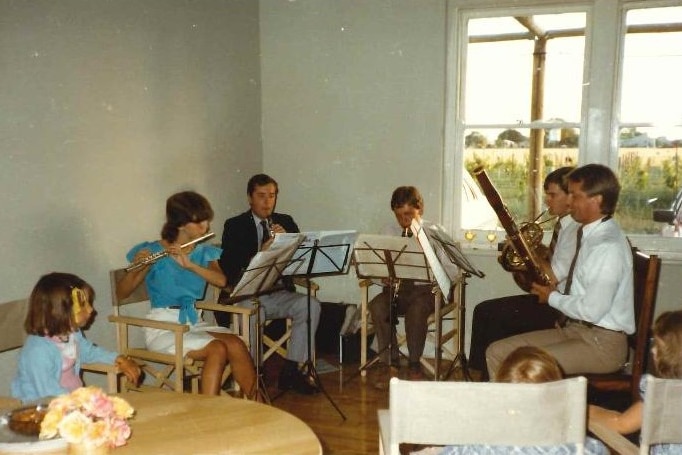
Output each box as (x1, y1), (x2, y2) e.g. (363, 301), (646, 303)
(469, 167), (578, 380)
(486, 164), (635, 379)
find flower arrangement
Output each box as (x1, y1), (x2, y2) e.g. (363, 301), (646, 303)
(39, 386), (135, 449)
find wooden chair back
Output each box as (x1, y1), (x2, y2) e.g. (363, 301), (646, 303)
(586, 248), (661, 401)
(0, 299), (27, 353)
(378, 377), (587, 455)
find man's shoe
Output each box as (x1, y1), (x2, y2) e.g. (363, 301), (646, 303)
(408, 362), (424, 381)
(278, 369), (318, 395)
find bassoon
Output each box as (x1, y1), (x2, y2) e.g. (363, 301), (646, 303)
(472, 166), (556, 292)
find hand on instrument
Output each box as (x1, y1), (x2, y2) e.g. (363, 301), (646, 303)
(270, 223), (286, 235)
(260, 223), (285, 251)
(130, 249), (153, 271)
(167, 244), (193, 269)
(530, 281), (555, 304)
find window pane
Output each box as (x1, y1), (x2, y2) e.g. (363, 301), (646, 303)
(617, 6), (682, 235)
(463, 12), (585, 233)
(464, 127), (579, 221)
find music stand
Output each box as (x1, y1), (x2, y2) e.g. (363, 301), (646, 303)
(277, 230), (358, 421)
(349, 233), (433, 382)
(416, 221), (484, 381)
(228, 233), (304, 403)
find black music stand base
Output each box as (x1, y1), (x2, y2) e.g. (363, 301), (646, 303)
(271, 279), (347, 421)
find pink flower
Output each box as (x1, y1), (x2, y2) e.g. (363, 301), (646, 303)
(39, 387), (135, 448)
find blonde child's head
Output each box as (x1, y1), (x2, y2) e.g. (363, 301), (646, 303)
(24, 272), (95, 337)
(496, 346), (563, 384)
(652, 310), (682, 379)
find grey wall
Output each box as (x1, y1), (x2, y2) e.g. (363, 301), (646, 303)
(259, 0), (449, 300)
(0, 0), (261, 394)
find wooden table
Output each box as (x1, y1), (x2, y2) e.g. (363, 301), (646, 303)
(116, 392), (322, 454)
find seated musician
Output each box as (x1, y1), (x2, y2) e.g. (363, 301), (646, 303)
(369, 186), (458, 384)
(486, 164), (635, 380)
(469, 167), (578, 380)
(217, 173), (321, 395)
(116, 191), (258, 397)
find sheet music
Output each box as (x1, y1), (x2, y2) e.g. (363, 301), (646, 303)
(353, 234), (433, 282)
(426, 224), (484, 278)
(231, 233), (304, 297)
(411, 219), (452, 296)
(283, 230), (358, 276)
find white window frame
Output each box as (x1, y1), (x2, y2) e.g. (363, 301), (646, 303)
(442, 0), (682, 256)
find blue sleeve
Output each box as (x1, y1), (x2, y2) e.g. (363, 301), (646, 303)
(11, 336), (68, 403)
(198, 244), (222, 264)
(75, 331), (118, 366)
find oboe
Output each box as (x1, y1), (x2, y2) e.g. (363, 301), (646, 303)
(125, 232), (215, 272)
(266, 217), (275, 239)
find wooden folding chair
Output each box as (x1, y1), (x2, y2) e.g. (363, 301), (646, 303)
(358, 273), (461, 380)
(108, 268), (251, 394)
(583, 248), (661, 402)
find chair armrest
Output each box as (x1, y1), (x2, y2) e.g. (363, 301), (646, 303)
(108, 315), (191, 333)
(195, 302), (255, 316)
(81, 362), (118, 373)
(588, 420), (638, 455)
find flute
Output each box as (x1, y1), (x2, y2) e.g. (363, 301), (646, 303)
(125, 232), (215, 272)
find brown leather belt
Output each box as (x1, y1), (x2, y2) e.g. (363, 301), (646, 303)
(562, 317), (624, 333)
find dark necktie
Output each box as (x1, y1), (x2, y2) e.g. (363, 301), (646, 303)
(402, 228), (413, 238)
(563, 226), (583, 294)
(260, 220), (271, 245)
(549, 219), (561, 256)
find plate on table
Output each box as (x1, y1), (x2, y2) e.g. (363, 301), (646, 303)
(0, 404), (66, 454)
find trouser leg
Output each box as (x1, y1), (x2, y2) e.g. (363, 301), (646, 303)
(400, 285), (434, 364)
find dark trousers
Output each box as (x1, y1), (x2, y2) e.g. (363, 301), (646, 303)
(468, 294), (561, 380)
(368, 282), (433, 365)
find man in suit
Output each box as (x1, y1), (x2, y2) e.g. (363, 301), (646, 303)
(217, 174), (321, 394)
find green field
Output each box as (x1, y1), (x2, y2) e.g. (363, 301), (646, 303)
(465, 147), (681, 233)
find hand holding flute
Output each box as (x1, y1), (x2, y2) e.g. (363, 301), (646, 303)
(125, 232), (215, 272)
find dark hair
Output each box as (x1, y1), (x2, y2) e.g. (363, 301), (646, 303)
(247, 174), (279, 196)
(544, 166), (574, 193)
(495, 346), (564, 383)
(390, 186), (424, 211)
(24, 272), (94, 337)
(161, 191), (214, 242)
(566, 164), (620, 215)
(652, 310), (682, 379)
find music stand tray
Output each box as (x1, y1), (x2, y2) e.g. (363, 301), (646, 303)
(413, 220), (484, 380)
